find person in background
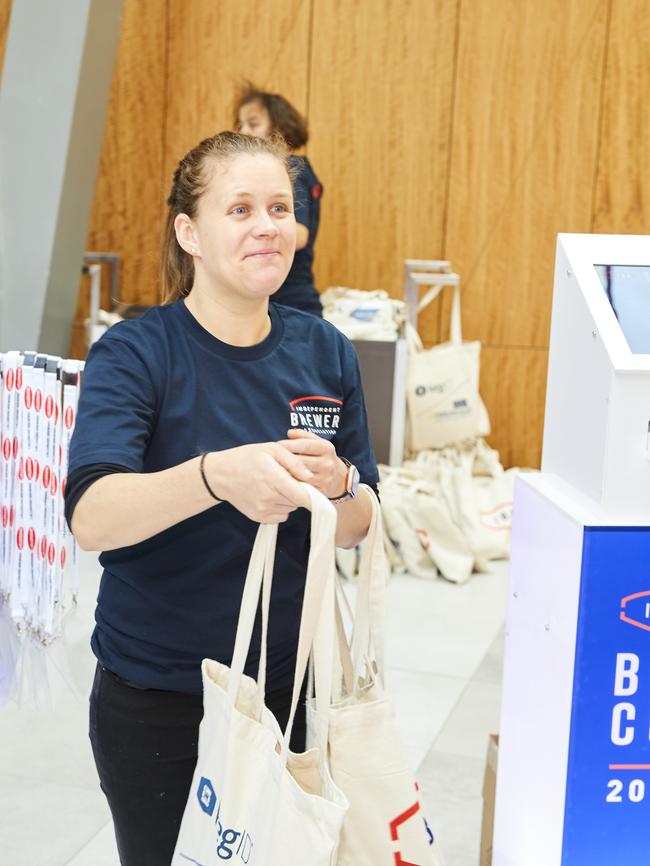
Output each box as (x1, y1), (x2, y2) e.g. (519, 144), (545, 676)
(64, 130), (377, 866)
(236, 83), (324, 316)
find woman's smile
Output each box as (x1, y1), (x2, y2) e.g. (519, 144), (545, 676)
(244, 248), (280, 259)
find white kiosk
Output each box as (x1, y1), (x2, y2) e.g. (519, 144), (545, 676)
(493, 234), (650, 865)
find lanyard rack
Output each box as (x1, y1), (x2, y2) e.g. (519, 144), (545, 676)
(0, 350), (83, 705)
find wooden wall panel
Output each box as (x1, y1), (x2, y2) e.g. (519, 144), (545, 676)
(592, 0), (650, 233)
(0, 0), (11, 80)
(444, 0), (608, 348)
(308, 0), (458, 344)
(52, 0), (650, 462)
(480, 346), (548, 469)
(70, 0), (167, 358)
(165, 0), (311, 187)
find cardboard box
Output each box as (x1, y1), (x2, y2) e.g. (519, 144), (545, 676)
(480, 733), (499, 866)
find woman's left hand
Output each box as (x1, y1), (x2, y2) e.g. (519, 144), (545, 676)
(278, 429), (348, 499)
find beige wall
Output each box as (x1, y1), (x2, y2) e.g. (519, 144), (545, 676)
(2, 0), (649, 467)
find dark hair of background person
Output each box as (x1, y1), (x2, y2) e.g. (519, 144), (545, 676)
(160, 130), (297, 304)
(233, 82), (309, 150)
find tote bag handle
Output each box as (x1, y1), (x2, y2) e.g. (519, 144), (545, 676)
(228, 484), (338, 763)
(414, 278), (463, 346)
(348, 485), (389, 683)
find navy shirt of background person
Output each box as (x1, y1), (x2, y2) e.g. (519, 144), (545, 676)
(275, 155), (323, 316)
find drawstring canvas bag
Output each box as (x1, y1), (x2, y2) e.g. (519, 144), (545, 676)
(172, 486), (348, 866)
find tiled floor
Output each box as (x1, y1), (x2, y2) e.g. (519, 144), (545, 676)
(0, 550), (509, 865)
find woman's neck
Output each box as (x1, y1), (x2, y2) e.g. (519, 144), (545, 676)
(184, 286), (271, 347)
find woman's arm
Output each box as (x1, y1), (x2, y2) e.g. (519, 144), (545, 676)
(331, 486), (374, 549)
(295, 222), (310, 250)
(72, 443), (313, 551)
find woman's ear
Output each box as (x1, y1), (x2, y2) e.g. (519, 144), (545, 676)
(174, 213), (199, 256)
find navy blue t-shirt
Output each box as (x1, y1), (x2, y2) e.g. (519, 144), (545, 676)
(274, 156), (323, 314)
(68, 300), (378, 694)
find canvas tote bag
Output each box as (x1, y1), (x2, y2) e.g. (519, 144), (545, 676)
(406, 281), (490, 451)
(172, 486), (348, 866)
(308, 485), (446, 866)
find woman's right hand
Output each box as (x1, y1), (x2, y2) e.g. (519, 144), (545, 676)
(203, 443), (314, 523)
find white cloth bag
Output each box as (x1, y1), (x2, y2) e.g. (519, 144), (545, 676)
(308, 486), (446, 866)
(406, 282), (490, 450)
(172, 486), (348, 866)
(321, 287), (407, 341)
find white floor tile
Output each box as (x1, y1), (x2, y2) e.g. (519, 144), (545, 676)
(384, 568), (508, 679)
(433, 679), (502, 760)
(0, 774), (110, 866)
(0, 692), (97, 789)
(384, 670), (467, 771)
(65, 820), (120, 866)
(418, 750), (485, 866)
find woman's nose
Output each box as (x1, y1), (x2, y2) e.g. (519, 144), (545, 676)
(252, 210), (278, 236)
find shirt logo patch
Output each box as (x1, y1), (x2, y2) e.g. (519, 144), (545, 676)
(311, 183), (322, 199)
(289, 395), (342, 437)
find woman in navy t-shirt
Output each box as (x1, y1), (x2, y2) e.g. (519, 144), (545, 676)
(236, 84), (324, 317)
(65, 131), (378, 866)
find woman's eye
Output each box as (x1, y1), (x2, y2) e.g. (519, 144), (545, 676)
(271, 204), (288, 214)
(232, 206), (248, 216)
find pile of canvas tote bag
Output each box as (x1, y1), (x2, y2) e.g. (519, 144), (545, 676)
(320, 287), (408, 341)
(378, 441), (519, 584)
(173, 484), (444, 865)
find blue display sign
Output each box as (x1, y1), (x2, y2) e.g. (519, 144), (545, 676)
(563, 527), (650, 863)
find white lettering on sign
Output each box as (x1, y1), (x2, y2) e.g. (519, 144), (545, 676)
(614, 653), (640, 696)
(611, 703), (636, 746)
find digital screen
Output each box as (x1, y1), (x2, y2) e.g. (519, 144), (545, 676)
(595, 264), (650, 354)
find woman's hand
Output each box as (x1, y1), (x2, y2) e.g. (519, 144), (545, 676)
(204, 442), (313, 523)
(278, 429), (348, 499)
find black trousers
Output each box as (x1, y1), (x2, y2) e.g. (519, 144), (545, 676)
(89, 664), (306, 866)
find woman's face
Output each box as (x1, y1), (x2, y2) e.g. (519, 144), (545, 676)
(185, 153), (296, 302)
(238, 101), (273, 139)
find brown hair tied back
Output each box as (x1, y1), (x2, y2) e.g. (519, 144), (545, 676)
(234, 82), (309, 150)
(160, 131), (295, 304)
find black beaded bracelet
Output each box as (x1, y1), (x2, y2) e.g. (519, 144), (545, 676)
(199, 452), (225, 503)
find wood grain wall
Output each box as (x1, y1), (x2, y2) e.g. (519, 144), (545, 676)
(6, 0), (647, 467)
(0, 0), (10, 81)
